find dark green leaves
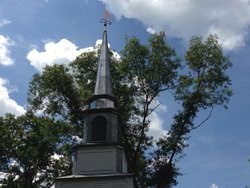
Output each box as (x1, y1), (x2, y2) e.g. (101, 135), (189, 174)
(121, 32), (180, 97)
(151, 35), (232, 188)
(118, 32), (181, 187)
(0, 112), (73, 187)
(177, 35), (233, 109)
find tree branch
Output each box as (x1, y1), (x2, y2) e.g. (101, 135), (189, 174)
(147, 103), (161, 116)
(189, 107), (214, 131)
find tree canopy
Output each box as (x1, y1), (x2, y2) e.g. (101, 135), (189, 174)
(0, 33), (232, 188)
(0, 112), (73, 188)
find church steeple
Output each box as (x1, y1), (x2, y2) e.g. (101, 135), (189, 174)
(55, 12), (134, 188)
(94, 25), (112, 96)
(85, 10), (115, 110)
(82, 11), (117, 144)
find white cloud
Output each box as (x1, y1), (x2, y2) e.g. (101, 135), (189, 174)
(27, 38), (95, 72)
(148, 101), (168, 141)
(210, 183), (219, 188)
(0, 77), (25, 116)
(0, 35), (15, 66)
(0, 171), (7, 184)
(146, 27), (156, 34)
(51, 153), (63, 161)
(27, 38), (119, 72)
(0, 19), (11, 27)
(72, 135), (83, 144)
(100, 0), (250, 50)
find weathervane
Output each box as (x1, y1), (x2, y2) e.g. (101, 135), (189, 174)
(100, 10), (112, 29)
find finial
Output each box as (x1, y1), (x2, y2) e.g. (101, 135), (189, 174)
(100, 10), (112, 29)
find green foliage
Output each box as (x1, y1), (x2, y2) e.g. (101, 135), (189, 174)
(151, 35), (232, 188)
(176, 35), (232, 108)
(28, 64), (82, 126)
(0, 112), (73, 188)
(0, 33), (232, 188)
(119, 32), (180, 187)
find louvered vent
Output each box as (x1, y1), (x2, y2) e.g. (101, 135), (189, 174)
(91, 116), (107, 142)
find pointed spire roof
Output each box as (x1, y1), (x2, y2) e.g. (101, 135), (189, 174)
(94, 15), (113, 96)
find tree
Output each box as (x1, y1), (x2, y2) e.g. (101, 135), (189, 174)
(0, 112), (73, 188)
(149, 35), (232, 187)
(1, 33), (232, 188)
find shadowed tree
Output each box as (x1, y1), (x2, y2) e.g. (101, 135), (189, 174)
(0, 112), (74, 188)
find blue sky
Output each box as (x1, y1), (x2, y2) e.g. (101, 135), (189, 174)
(0, 0), (249, 187)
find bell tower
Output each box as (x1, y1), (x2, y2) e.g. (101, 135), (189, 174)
(55, 11), (135, 188)
(82, 15), (118, 144)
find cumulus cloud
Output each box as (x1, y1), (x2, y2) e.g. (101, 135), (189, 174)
(210, 183), (219, 188)
(0, 77), (25, 116)
(0, 35), (15, 66)
(100, 0), (250, 50)
(148, 101), (168, 141)
(0, 171), (7, 185)
(27, 39), (95, 72)
(0, 19), (11, 27)
(146, 27), (156, 34)
(27, 38), (120, 71)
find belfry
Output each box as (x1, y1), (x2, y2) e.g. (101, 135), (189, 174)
(55, 13), (135, 188)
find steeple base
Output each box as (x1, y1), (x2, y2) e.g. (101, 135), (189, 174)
(72, 144), (127, 175)
(55, 174), (135, 188)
